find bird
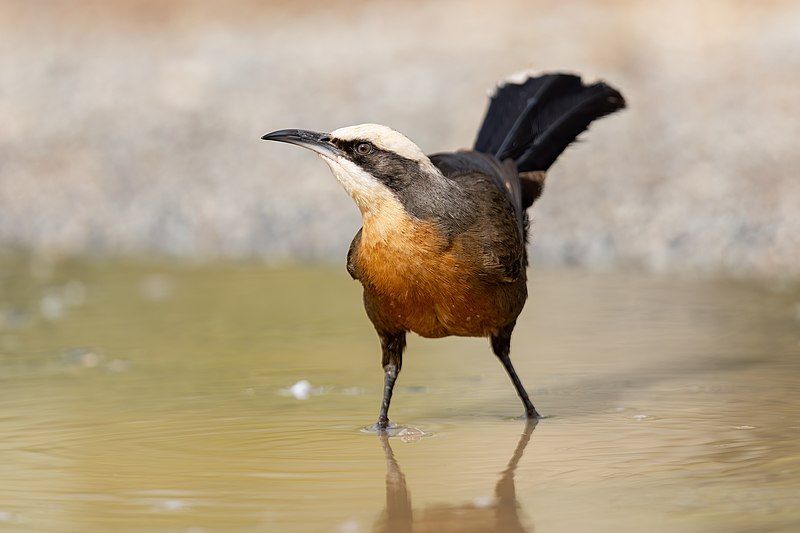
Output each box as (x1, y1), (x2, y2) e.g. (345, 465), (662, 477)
(261, 72), (625, 429)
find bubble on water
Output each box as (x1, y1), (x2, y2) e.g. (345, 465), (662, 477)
(289, 379), (311, 400)
(0, 510), (16, 522)
(633, 414), (649, 420)
(733, 425), (756, 430)
(614, 407), (626, 412)
(398, 426), (427, 442)
(278, 380), (328, 400)
(40, 293), (65, 321)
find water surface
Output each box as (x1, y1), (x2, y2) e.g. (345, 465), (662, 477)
(1, 258), (799, 531)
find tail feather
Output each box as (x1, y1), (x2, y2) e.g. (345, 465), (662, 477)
(474, 73), (625, 172)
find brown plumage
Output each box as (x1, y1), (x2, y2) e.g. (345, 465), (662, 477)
(261, 72), (625, 428)
(352, 186), (527, 339)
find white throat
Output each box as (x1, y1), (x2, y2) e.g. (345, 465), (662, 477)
(320, 155), (399, 216)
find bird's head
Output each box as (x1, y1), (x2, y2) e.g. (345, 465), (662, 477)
(261, 124), (441, 217)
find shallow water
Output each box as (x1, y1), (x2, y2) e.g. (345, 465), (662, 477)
(1, 257), (799, 532)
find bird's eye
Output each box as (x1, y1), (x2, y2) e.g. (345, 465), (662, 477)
(355, 142), (373, 155)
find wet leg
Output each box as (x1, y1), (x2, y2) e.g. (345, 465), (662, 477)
(377, 331), (406, 429)
(491, 323), (540, 419)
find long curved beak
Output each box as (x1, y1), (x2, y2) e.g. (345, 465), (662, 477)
(260, 129), (340, 157)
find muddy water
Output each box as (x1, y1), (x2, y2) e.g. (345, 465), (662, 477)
(0, 258), (799, 532)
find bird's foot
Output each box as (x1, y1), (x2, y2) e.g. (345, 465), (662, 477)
(361, 420), (395, 433)
(522, 398), (542, 420)
(362, 421), (397, 435)
(514, 404), (545, 421)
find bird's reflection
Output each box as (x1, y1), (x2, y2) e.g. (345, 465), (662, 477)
(375, 422), (536, 533)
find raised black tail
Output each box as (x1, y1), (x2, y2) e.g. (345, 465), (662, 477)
(474, 72), (625, 172)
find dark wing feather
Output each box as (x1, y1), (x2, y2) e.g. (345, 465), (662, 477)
(429, 151), (525, 244)
(428, 151), (527, 284)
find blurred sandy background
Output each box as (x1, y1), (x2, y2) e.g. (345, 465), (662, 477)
(1, 0), (798, 277)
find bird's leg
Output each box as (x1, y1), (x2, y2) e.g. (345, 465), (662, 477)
(491, 324), (540, 419)
(377, 331), (406, 429)
(378, 366), (398, 429)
